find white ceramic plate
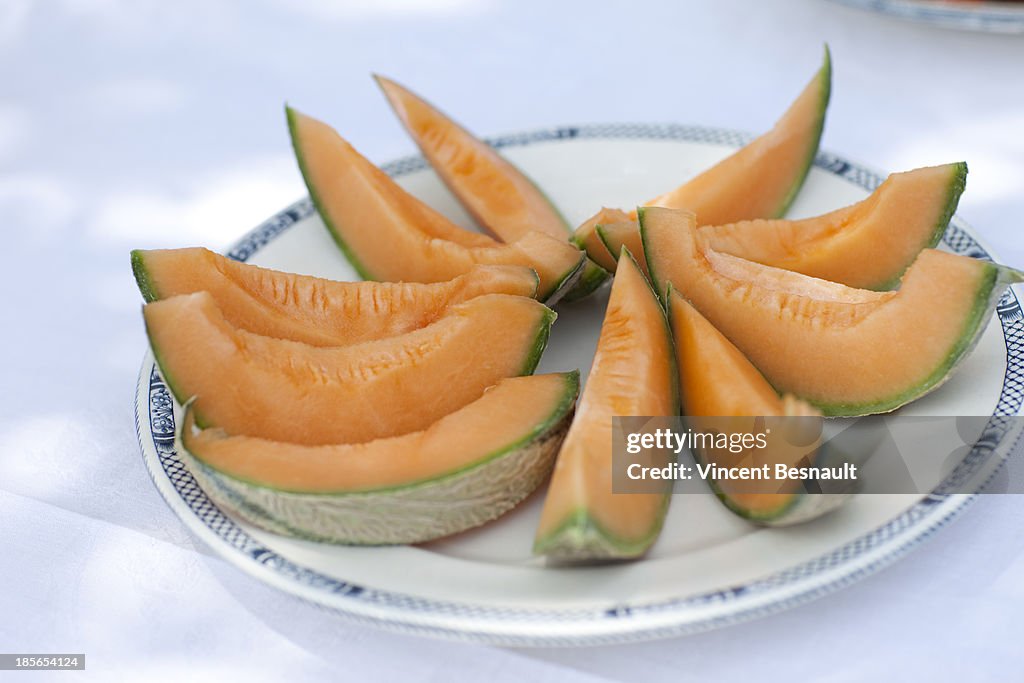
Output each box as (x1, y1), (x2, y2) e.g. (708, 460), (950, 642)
(827, 0), (1024, 33)
(134, 124), (1024, 646)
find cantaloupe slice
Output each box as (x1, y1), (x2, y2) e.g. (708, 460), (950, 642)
(286, 106), (585, 303)
(131, 247), (538, 346)
(596, 221), (647, 275)
(374, 75), (608, 301)
(669, 290), (851, 524)
(642, 206), (1022, 416)
(573, 207), (631, 273)
(144, 291), (555, 445)
(573, 48), (831, 264)
(700, 163), (965, 289)
(592, 163), (965, 289)
(534, 249), (677, 560)
(178, 372), (579, 545)
(375, 76), (569, 245)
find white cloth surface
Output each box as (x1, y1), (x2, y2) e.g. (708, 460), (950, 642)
(2, 0), (1023, 680)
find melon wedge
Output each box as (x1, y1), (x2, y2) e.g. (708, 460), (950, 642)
(591, 163), (965, 289)
(642, 206), (1022, 416)
(573, 47), (831, 265)
(669, 290), (851, 524)
(178, 372), (579, 545)
(534, 249), (677, 560)
(374, 75), (609, 303)
(572, 207), (631, 273)
(596, 221), (647, 275)
(286, 106), (585, 303)
(144, 291), (555, 445)
(131, 247), (538, 346)
(697, 162), (966, 289)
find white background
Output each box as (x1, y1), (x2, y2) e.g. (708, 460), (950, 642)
(2, 0), (1023, 680)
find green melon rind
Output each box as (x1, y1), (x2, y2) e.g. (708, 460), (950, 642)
(594, 224), (627, 265)
(594, 224), (615, 261)
(873, 161), (969, 291)
(713, 485), (852, 526)
(638, 207), (670, 307)
(931, 161), (969, 245)
(521, 307), (558, 375)
(286, 104), (375, 280)
(692, 446), (853, 526)
(810, 264), (1022, 417)
(177, 371), (580, 545)
(533, 248), (679, 561)
(560, 259), (610, 303)
(710, 418), (885, 524)
(774, 45), (832, 219)
(635, 248), (682, 418)
(539, 251), (588, 305)
(531, 498), (672, 561)
(130, 250), (160, 303)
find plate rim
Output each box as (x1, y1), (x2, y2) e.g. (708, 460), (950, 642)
(133, 122), (1024, 646)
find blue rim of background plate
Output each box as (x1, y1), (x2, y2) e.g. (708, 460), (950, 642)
(135, 123), (1024, 647)
(826, 0), (1024, 33)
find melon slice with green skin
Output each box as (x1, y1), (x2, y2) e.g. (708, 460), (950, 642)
(177, 372), (579, 545)
(534, 249), (677, 560)
(592, 163), (965, 290)
(373, 75), (609, 303)
(596, 221), (648, 275)
(145, 291), (555, 445)
(131, 247), (538, 346)
(572, 47), (831, 267)
(572, 207), (631, 273)
(287, 106), (585, 303)
(668, 289), (852, 525)
(641, 206), (1023, 416)
(697, 162), (966, 290)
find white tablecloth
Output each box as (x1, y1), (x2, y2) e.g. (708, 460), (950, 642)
(3, 0), (1023, 679)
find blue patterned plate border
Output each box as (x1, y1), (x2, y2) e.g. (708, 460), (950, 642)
(134, 123), (1024, 646)
(827, 0), (1024, 33)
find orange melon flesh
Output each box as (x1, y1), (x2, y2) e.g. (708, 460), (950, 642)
(571, 48), (830, 264)
(144, 291), (555, 445)
(534, 250), (677, 560)
(182, 373), (577, 493)
(669, 291), (828, 519)
(589, 163), (965, 290)
(648, 48), (830, 221)
(671, 291), (790, 417)
(374, 76), (610, 303)
(596, 221), (648, 275)
(701, 162), (966, 290)
(375, 75), (569, 244)
(287, 107), (584, 302)
(571, 207), (632, 272)
(642, 206), (1019, 416)
(131, 247), (538, 346)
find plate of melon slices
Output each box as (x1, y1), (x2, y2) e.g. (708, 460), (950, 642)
(132, 48), (1024, 645)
